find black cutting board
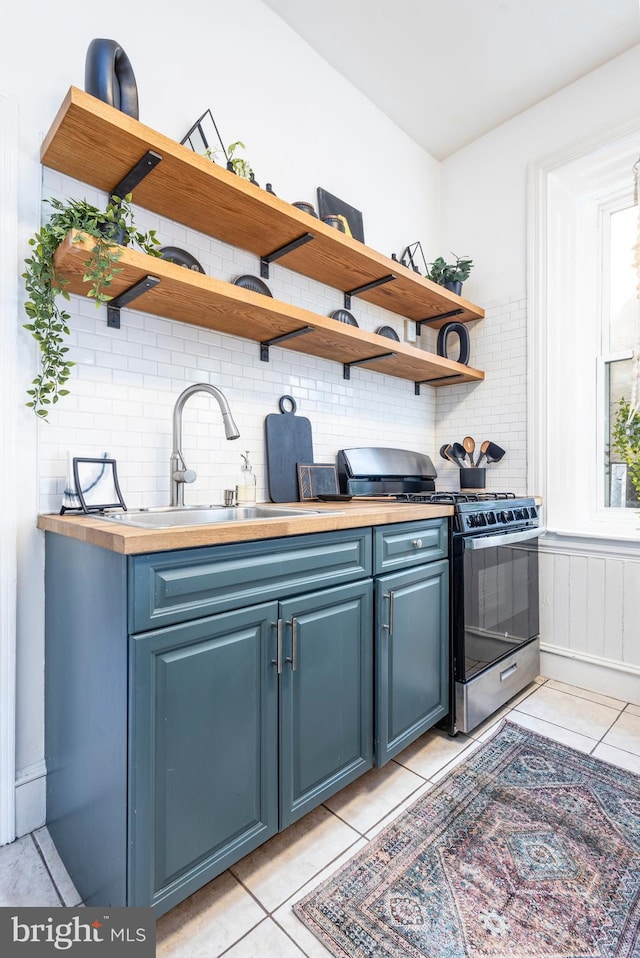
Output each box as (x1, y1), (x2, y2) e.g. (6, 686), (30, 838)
(265, 396), (314, 502)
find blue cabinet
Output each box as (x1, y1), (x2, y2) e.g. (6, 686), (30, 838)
(129, 603), (279, 912)
(44, 519), (447, 915)
(279, 580), (372, 828)
(45, 528), (373, 916)
(373, 520), (449, 765)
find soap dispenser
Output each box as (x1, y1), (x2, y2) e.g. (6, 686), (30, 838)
(236, 451), (257, 504)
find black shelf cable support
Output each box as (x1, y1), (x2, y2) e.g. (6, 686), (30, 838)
(110, 150), (163, 199)
(260, 326), (315, 361)
(107, 276), (161, 329)
(260, 233), (315, 279)
(415, 308), (464, 331)
(344, 274), (396, 310)
(343, 352), (397, 380)
(414, 374), (463, 395)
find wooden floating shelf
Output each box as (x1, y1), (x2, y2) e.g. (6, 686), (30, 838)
(41, 87), (485, 329)
(54, 233), (484, 388)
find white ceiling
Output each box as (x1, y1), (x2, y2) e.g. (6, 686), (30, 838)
(262, 0), (640, 160)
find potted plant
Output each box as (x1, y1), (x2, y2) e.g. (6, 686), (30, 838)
(22, 193), (161, 419)
(426, 252), (474, 294)
(612, 396), (640, 502)
(205, 139), (257, 183)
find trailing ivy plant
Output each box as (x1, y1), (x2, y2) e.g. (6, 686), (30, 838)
(22, 194), (161, 419)
(612, 396), (640, 501)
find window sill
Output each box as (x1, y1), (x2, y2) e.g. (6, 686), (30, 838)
(541, 525), (640, 559)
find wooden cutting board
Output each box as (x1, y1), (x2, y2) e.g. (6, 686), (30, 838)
(265, 396), (314, 502)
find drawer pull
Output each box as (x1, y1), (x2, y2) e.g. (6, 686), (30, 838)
(500, 663), (518, 682)
(412, 538), (423, 549)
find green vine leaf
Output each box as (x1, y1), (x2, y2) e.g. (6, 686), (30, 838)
(22, 193), (161, 419)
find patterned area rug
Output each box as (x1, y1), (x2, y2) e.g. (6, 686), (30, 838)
(294, 721), (640, 957)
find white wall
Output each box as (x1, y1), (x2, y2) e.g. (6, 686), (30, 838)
(1, 0), (443, 836)
(439, 44), (640, 703)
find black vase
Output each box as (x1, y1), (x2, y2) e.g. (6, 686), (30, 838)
(444, 280), (463, 295)
(85, 38), (139, 119)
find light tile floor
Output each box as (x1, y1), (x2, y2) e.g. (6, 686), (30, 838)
(2, 676), (640, 956)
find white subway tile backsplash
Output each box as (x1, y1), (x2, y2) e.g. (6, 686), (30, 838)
(34, 172), (527, 512)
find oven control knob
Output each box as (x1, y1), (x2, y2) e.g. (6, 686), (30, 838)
(486, 512), (496, 524)
(412, 538), (423, 549)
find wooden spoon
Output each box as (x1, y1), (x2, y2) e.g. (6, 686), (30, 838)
(463, 436), (475, 466)
(475, 440), (490, 467)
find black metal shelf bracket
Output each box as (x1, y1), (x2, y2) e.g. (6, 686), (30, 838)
(107, 276), (161, 329)
(260, 233), (315, 279)
(344, 274), (396, 310)
(415, 308), (464, 331)
(414, 374), (463, 395)
(260, 326), (315, 361)
(111, 151), (163, 199)
(343, 351), (397, 380)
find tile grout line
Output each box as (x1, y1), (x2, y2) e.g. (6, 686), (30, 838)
(29, 833), (66, 907)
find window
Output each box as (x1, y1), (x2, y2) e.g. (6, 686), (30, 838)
(602, 202), (640, 510)
(530, 128), (640, 539)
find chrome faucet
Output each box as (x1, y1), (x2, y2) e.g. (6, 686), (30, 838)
(170, 383), (240, 506)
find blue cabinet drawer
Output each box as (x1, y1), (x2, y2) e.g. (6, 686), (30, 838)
(130, 529), (372, 632)
(373, 519), (448, 574)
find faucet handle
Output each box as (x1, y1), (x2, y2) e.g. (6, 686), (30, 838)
(172, 467), (197, 485)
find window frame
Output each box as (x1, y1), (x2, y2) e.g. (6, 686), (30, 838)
(528, 124), (640, 542)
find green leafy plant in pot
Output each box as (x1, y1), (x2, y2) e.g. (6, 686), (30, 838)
(612, 396), (640, 502)
(426, 252), (473, 295)
(205, 139), (257, 183)
(22, 193), (161, 419)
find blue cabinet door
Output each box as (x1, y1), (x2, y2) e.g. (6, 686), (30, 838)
(279, 579), (374, 828)
(129, 602), (279, 914)
(375, 559), (449, 766)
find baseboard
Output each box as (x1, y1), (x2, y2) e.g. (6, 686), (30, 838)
(540, 644), (640, 706)
(14, 761), (46, 839)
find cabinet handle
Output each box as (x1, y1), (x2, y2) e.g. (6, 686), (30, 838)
(285, 618), (298, 671)
(383, 591), (394, 635)
(271, 619), (283, 674)
(412, 538), (423, 549)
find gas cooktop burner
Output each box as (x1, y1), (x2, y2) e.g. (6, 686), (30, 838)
(395, 491), (518, 504)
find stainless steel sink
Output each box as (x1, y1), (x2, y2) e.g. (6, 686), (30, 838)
(96, 504), (334, 529)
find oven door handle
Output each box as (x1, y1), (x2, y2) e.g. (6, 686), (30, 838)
(465, 527), (543, 550)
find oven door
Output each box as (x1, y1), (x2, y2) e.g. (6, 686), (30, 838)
(452, 527), (540, 684)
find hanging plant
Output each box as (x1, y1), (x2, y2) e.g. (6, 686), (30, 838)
(22, 193), (161, 419)
(612, 396), (640, 501)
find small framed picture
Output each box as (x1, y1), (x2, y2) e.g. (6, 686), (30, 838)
(297, 463), (339, 500)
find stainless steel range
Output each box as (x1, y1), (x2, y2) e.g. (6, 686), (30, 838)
(337, 448), (543, 734)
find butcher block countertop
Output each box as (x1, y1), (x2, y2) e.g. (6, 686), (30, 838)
(37, 499), (454, 556)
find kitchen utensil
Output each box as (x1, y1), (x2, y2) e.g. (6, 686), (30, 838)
(475, 440), (490, 467)
(484, 441), (506, 464)
(463, 436), (475, 465)
(440, 443), (461, 467)
(450, 442), (467, 467)
(264, 395), (314, 502)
